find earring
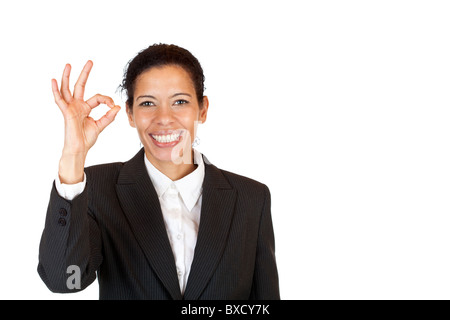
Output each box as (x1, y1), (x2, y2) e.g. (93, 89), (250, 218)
(192, 136), (200, 148)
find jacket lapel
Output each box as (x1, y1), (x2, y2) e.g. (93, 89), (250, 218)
(183, 158), (237, 300)
(116, 148), (182, 300)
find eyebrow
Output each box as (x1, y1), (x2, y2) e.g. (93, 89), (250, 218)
(136, 94), (157, 101)
(136, 93), (192, 101)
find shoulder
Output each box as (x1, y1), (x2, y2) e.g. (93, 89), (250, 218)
(85, 161), (124, 175)
(84, 149), (144, 181)
(84, 161), (125, 187)
(205, 161), (270, 203)
(204, 163), (271, 220)
(220, 167), (268, 191)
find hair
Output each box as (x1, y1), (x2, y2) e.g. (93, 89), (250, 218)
(120, 43), (205, 112)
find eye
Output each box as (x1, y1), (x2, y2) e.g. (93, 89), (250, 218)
(174, 99), (189, 106)
(140, 101), (155, 107)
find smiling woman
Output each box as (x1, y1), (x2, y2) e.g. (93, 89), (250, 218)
(127, 65), (208, 179)
(37, 43), (280, 300)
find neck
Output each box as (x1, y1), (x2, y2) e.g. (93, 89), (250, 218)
(145, 150), (197, 181)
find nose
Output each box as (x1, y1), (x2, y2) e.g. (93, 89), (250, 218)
(154, 105), (175, 126)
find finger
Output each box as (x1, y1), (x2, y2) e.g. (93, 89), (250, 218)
(74, 60), (93, 100)
(60, 64), (73, 102)
(86, 94), (115, 109)
(51, 79), (67, 111)
(96, 105), (121, 132)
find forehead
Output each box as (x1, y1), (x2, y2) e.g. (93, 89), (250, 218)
(134, 65), (195, 95)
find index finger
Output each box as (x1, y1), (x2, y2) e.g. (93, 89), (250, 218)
(86, 94), (115, 109)
(73, 60), (93, 100)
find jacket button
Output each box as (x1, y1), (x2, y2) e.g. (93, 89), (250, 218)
(59, 208), (67, 216)
(58, 218), (67, 226)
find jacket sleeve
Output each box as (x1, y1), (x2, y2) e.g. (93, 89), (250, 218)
(54, 172), (86, 201)
(250, 185), (280, 300)
(37, 181), (103, 293)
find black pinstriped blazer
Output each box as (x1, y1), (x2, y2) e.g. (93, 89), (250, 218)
(37, 148), (279, 300)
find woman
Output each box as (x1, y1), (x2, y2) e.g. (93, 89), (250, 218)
(38, 43), (279, 300)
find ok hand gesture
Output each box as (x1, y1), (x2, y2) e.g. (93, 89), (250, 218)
(52, 61), (121, 183)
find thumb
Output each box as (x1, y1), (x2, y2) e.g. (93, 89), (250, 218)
(96, 105), (121, 132)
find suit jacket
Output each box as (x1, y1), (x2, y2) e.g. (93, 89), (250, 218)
(37, 148), (279, 300)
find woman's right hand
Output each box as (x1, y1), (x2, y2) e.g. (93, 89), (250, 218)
(52, 61), (121, 184)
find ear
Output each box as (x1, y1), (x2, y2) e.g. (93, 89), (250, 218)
(126, 102), (136, 128)
(198, 96), (209, 124)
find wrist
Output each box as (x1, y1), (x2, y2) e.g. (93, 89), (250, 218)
(58, 152), (86, 184)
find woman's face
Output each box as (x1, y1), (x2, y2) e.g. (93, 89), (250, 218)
(127, 65), (208, 165)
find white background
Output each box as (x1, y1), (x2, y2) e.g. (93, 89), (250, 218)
(0, 0), (449, 300)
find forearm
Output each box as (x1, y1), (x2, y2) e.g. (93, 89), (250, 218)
(37, 182), (102, 293)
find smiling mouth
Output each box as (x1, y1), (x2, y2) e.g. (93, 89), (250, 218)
(150, 132), (182, 143)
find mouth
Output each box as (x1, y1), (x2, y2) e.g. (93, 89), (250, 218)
(149, 131), (183, 147)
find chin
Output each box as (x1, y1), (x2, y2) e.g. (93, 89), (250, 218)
(144, 140), (193, 165)
(151, 148), (176, 163)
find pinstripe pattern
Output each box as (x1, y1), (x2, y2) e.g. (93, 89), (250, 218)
(37, 148), (279, 300)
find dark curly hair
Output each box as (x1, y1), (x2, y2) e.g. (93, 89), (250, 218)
(120, 43), (205, 112)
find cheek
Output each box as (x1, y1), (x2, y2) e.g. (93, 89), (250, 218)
(133, 112), (152, 129)
(177, 110), (199, 134)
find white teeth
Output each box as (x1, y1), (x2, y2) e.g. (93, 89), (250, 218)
(151, 133), (180, 143)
